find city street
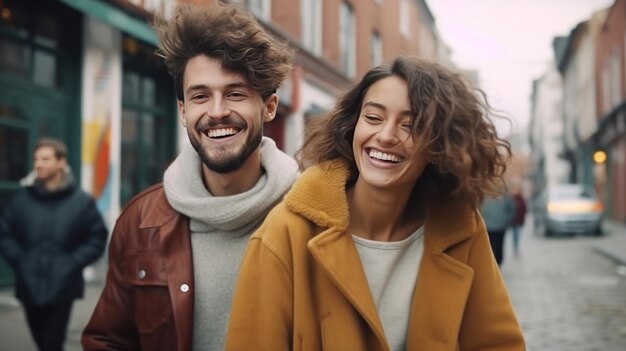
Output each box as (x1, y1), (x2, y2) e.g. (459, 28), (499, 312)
(501, 220), (626, 350)
(1, 220), (625, 350)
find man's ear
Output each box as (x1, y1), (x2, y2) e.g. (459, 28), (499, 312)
(58, 157), (68, 170)
(178, 100), (187, 128)
(263, 94), (279, 122)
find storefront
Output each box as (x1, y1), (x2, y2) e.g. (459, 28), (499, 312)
(0, 0), (177, 286)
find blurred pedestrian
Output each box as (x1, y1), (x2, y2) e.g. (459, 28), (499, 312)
(81, 2), (297, 351)
(226, 57), (524, 350)
(510, 186), (527, 256)
(0, 137), (108, 351)
(481, 190), (515, 266)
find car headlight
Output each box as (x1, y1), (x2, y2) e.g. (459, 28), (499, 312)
(547, 201), (603, 214)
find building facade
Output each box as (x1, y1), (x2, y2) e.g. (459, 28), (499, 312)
(594, 0), (626, 221)
(530, 0), (625, 223)
(0, 0), (452, 285)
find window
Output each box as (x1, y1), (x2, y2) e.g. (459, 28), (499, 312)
(246, 0), (271, 20)
(0, 6), (59, 87)
(301, 0), (321, 54)
(0, 108), (28, 184)
(610, 46), (621, 107)
(602, 60), (611, 114)
(339, 1), (356, 77)
(622, 32), (626, 100)
(370, 31), (382, 67)
(399, 0), (410, 38)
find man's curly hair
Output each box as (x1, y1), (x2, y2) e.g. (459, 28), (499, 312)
(154, 1), (294, 101)
(298, 56), (511, 206)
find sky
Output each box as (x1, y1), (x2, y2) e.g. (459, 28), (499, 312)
(426, 0), (615, 136)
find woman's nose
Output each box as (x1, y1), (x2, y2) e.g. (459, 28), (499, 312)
(376, 122), (399, 144)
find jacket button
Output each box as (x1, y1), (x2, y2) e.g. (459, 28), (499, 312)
(180, 283), (189, 293)
(138, 269), (146, 279)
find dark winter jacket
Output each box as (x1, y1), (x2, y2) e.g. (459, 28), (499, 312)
(0, 174), (108, 306)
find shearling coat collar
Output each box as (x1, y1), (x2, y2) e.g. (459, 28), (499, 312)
(284, 160), (477, 254)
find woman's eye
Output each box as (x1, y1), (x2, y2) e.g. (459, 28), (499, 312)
(364, 115), (382, 122)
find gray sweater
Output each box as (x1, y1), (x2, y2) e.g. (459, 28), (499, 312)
(163, 137), (298, 351)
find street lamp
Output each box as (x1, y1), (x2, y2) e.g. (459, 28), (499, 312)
(593, 150), (607, 164)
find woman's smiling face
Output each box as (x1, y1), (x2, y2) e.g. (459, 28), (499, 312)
(352, 75), (429, 191)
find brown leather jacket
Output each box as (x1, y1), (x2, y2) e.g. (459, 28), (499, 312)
(82, 184), (194, 350)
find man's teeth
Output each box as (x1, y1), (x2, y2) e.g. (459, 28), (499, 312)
(208, 128), (237, 138)
(369, 150), (400, 163)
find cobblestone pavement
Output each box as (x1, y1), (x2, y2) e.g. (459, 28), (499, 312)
(2, 222), (626, 350)
(500, 222), (626, 351)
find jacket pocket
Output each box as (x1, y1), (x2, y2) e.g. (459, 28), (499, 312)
(123, 251), (172, 333)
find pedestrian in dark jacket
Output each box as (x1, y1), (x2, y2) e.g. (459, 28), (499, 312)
(481, 191), (515, 266)
(0, 137), (108, 351)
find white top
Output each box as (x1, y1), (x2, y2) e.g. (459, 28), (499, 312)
(352, 226), (425, 351)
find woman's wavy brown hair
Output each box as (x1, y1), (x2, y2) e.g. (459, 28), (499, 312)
(298, 56), (511, 206)
(154, 1), (294, 101)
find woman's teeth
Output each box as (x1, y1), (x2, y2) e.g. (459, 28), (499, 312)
(369, 150), (400, 163)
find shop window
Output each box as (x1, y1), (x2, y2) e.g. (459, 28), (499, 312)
(121, 36), (176, 205)
(0, 38), (29, 77)
(32, 49), (56, 88)
(0, 126), (28, 183)
(0, 2), (60, 88)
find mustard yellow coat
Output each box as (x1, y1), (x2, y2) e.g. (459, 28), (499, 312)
(226, 161), (525, 351)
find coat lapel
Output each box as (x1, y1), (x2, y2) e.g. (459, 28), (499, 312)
(406, 248), (473, 349)
(308, 229), (389, 349)
(406, 197), (478, 349)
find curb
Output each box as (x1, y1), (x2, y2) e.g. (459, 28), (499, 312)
(592, 245), (626, 266)
(592, 220), (626, 266)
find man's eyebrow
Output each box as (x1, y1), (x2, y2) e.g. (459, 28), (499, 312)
(185, 82), (250, 95)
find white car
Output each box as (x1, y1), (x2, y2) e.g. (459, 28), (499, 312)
(538, 184), (604, 236)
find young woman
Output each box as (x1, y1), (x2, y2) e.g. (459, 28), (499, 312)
(226, 56), (525, 350)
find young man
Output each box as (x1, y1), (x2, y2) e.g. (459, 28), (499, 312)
(0, 137), (108, 351)
(81, 2), (297, 351)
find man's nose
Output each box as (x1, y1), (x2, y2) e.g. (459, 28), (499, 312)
(208, 97), (231, 120)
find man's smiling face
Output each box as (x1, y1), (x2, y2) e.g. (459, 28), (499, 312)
(178, 55), (277, 174)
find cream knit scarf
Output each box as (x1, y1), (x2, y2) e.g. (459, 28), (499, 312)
(163, 137), (298, 234)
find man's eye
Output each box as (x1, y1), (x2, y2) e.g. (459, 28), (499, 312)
(190, 94), (208, 101)
(227, 92), (247, 100)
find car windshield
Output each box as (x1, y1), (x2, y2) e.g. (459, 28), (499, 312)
(549, 185), (595, 200)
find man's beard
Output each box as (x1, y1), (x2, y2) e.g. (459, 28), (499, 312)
(190, 125), (263, 174)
